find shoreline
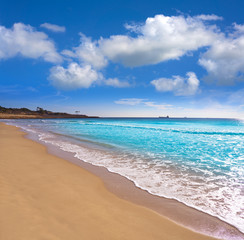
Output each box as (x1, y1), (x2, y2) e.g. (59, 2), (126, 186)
(1, 122), (243, 240)
(23, 123), (243, 240)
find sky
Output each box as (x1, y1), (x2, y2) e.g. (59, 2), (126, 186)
(1, 0), (244, 118)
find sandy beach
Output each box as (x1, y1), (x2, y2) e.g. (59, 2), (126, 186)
(0, 122), (219, 240)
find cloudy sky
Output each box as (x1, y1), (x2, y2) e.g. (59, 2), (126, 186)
(1, 0), (244, 118)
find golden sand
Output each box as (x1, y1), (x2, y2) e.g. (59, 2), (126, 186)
(0, 123), (217, 240)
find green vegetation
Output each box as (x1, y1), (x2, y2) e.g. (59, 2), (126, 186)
(0, 106), (33, 113)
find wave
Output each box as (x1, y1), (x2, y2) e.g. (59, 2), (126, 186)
(77, 121), (244, 136)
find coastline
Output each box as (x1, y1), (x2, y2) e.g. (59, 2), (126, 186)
(0, 114), (99, 119)
(24, 122), (243, 240)
(0, 122), (242, 240)
(45, 148), (243, 240)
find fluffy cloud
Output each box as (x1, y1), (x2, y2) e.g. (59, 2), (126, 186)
(151, 72), (199, 96)
(233, 23), (244, 33)
(49, 63), (100, 90)
(199, 25), (244, 84)
(4, 15), (244, 91)
(60, 14), (244, 86)
(49, 62), (129, 90)
(57, 14), (244, 88)
(0, 23), (62, 63)
(100, 14), (218, 67)
(62, 34), (107, 69)
(60, 14), (223, 69)
(40, 23), (66, 33)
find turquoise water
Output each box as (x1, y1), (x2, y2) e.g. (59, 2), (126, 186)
(5, 118), (244, 233)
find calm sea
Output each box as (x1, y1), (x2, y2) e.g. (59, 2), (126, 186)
(5, 118), (244, 233)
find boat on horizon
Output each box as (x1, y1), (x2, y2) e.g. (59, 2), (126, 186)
(159, 115), (169, 119)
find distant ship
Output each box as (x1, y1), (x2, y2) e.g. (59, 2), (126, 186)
(159, 115), (169, 119)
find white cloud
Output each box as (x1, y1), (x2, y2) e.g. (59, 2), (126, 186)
(115, 98), (145, 105)
(49, 63), (100, 90)
(57, 14), (244, 87)
(62, 34), (107, 69)
(4, 15), (244, 91)
(233, 23), (244, 34)
(40, 23), (66, 33)
(59, 14), (244, 87)
(104, 78), (131, 88)
(195, 14), (223, 21)
(49, 62), (129, 90)
(100, 14), (218, 67)
(151, 72), (199, 96)
(0, 23), (62, 63)
(61, 49), (76, 58)
(199, 26), (244, 84)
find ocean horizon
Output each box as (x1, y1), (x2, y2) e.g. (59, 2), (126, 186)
(4, 117), (244, 234)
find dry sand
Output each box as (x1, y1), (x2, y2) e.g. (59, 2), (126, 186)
(0, 123), (217, 240)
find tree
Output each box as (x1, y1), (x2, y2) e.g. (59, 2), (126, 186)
(36, 107), (44, 114)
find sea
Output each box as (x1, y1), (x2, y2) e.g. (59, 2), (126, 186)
(4, 118), (244, 234)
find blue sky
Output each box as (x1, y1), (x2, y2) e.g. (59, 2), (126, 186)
(1, 0), (244, 118)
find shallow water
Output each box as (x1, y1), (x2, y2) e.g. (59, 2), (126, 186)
(5, 118), (244, 233)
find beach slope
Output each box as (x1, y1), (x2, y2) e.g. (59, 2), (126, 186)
(0, 123), (217, 240)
